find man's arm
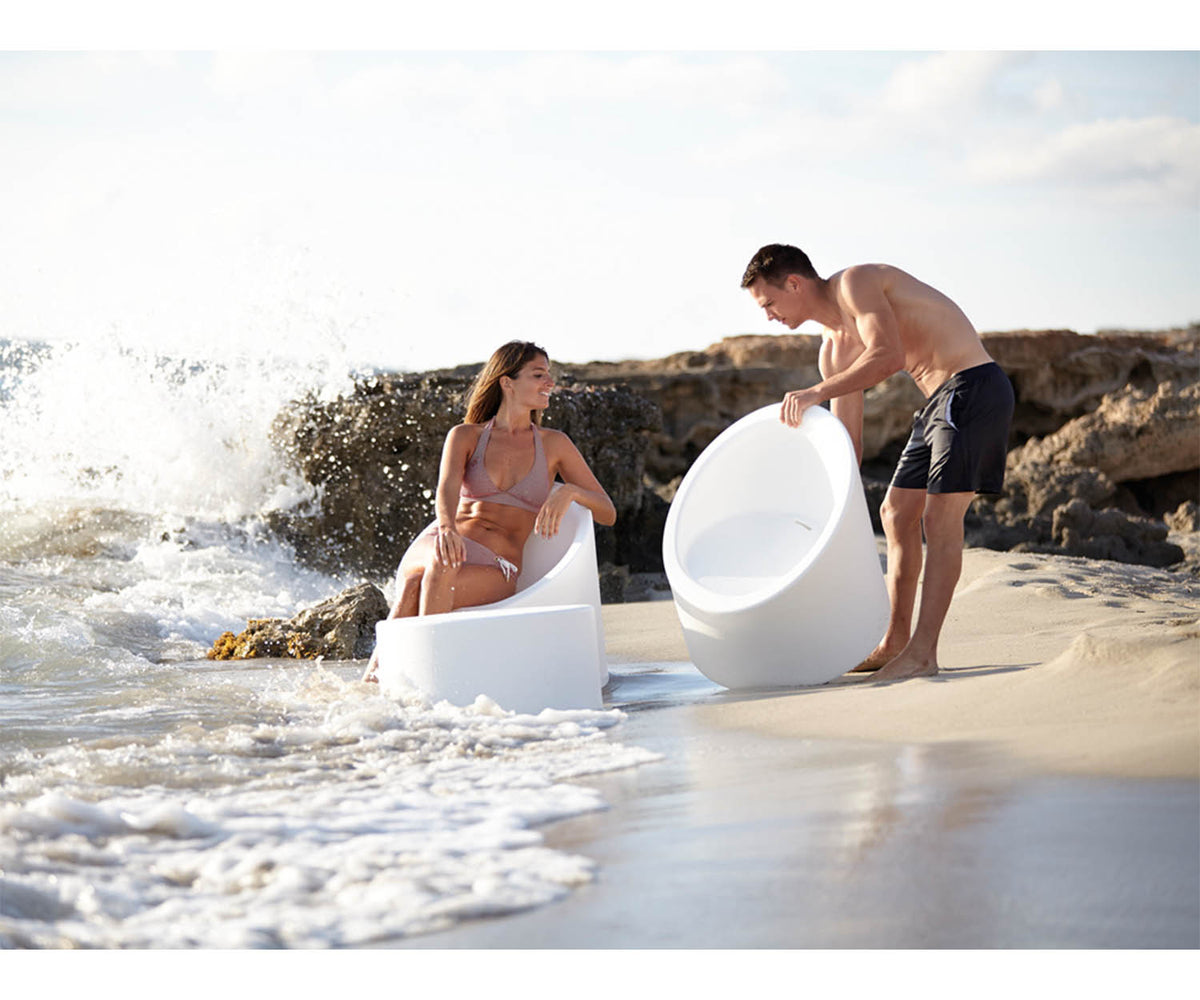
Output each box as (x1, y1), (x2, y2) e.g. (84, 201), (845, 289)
(819, 337), (865, 465)
(781, 267), (905, 427)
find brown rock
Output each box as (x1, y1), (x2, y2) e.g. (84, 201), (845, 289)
(268, 374), (661, 580)
(1167, 501), (1200, 534)
(207, 583), (388, 661)
(1009, 380), (1199, 483)
(983, 328), (1198, 437)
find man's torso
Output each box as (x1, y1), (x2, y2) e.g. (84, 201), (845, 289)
(825, 264), (992, 397)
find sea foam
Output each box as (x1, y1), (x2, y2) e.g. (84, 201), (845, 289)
(0, 666), (661, 948)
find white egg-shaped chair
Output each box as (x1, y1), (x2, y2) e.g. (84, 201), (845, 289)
(374, 497), (607, 710)
(663, 403), (888, 689)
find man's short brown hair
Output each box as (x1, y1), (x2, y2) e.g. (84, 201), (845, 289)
(740, 244), (819, 288)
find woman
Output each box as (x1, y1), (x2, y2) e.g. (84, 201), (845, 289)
(363, 341), (616, 681)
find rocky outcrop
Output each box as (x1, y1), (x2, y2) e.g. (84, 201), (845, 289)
(956, 375), (1198, 568)
(268, 373), (661, 580)
(1167, 501), (1200, 534)
(263, 326), (1198, 588)
(208, 583), (388, 660)
(967, 463), (1185, 568)
(1007, 379), (1198, 482)
(980, 328), (1197, 436)
(562, 327), (1198, 478)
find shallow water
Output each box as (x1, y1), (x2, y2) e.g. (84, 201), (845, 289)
(0, 338), (661, 948)
(1, 653), (659, 948)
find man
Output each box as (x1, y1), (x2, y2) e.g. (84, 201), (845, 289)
(741, 244), (1014, 681)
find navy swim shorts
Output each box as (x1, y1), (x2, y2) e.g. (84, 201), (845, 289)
(890, 362), (1015, 497)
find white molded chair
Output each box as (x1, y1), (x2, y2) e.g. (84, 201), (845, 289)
(375, 603), (602, 713)
(374, 498), (608, 709)
(663, 404), (888, 688)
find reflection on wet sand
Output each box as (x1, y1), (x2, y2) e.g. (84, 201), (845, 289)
(392, 662), (1199, 949)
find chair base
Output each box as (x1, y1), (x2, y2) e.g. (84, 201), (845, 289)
(374, 604), (603, 714)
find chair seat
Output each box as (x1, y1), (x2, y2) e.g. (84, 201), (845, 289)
(375, 604), (602, 713)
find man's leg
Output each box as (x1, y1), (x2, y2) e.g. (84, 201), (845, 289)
(852, 486), (927, 671)
(874, 491), (977, 681)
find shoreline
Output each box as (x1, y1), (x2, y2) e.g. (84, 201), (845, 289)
(605, 546), (1199, 781)
(384, 546), (1200, 948)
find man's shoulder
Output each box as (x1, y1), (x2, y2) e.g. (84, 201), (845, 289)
(833, 262), (895, 287)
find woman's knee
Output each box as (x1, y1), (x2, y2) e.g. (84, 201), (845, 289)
(421, 558), (459, 587)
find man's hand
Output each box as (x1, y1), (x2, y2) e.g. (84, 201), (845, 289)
(780, 387), (823, 428)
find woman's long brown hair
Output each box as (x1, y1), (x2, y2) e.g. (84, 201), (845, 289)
(464, 341), (549, 425)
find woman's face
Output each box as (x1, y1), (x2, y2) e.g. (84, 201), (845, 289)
(505, 354), (554, 410)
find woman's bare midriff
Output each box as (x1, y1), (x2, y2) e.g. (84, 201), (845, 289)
(454, 500), (535, 566)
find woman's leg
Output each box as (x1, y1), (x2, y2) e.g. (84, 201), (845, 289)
(362, 537), (434, 681)
(419, 556), (517, 614)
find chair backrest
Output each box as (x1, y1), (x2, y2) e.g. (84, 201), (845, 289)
(513, 498), (588, 594)
(661, 402), (888, 688)
(664, 404), (858, 611)
(480, 499), (607, 685)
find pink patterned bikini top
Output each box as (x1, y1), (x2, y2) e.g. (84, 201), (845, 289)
(459, 419), (551, 514)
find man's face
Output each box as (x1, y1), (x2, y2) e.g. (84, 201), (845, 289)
(748, 276), (804, 329)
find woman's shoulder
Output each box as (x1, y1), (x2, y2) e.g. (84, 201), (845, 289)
(538, 425), (573, 448)
(538, 426), (585, 465)
(446, 421), (486, 448)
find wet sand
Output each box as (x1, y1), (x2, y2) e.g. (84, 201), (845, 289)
(390, 548), (1200, 949)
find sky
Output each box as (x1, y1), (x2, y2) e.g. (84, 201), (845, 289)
(2, 6), (1198, 372)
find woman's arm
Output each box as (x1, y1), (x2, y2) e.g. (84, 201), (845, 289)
(431, 424), (478, 565)
(536, 430), (617, 536)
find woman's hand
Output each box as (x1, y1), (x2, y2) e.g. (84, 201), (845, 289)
(534, 485), (577, 538)
(434, 524), (466, 567)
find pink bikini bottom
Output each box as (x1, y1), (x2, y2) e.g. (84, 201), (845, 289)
(408, 525), (519, 581)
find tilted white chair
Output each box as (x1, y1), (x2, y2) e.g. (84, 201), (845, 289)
(663, 404), (888, 688)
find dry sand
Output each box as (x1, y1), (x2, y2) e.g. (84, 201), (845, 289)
(635, 547), (1200, 781)
(391, 546), (1199, 949)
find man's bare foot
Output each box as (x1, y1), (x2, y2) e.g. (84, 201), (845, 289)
(874, 651), (938, 682)
(851, 643), (906, 672)
(361, 655), (379, 683)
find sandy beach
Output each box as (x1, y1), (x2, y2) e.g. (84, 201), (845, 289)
(391, 546), (1200, 949)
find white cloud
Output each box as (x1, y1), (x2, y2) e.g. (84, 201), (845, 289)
(1032, 77), (1067, 113)
(968, 115), (1200, 205)
(0, 51), (179, 111)
(206, 51), (320, 100)
(327, 52), (785, 119)
(879, 51), (1024, 117)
